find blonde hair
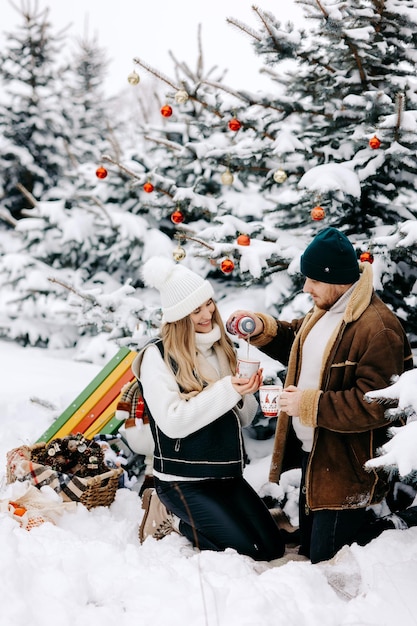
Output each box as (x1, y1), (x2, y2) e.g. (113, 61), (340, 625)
(161, 304), (237, 393)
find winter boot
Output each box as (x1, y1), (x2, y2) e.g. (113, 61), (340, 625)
(270, 507), (300, 545)
(397, 505), (417, 528)
(139, 488), (179, 543)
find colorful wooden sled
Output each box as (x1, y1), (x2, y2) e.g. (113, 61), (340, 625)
(37, 347), (137, 443)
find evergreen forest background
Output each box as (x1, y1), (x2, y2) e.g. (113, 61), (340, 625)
(1, 0), (417, 376)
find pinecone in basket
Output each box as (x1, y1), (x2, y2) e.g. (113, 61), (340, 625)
(32, 435), (108, 476)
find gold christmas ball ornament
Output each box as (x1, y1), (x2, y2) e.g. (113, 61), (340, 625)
(221, 169), (234, 185)
(273, 168), (287, 183)
(127, 70), (140, 85)
(173, 246), (186, 262)
(175, 89), (189, 104)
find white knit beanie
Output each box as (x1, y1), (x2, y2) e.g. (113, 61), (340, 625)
(141, 256), (214, 322)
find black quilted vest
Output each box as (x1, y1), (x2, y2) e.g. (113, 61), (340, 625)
(143, 339), (245, 479)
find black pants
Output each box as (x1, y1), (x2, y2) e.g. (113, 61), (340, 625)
(155, 476), (285, 562)
(299, 452), (396, 564)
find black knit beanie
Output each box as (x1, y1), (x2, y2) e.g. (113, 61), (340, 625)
(300, 227), (359, 284)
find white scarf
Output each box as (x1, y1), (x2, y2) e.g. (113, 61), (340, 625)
(194, 324), (233, 384)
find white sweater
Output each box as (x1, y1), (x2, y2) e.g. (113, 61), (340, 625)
(293, 285), (356, 452)
(139, 326), (258, 440)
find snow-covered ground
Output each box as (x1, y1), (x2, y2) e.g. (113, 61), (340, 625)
(1, 340), (417, 626)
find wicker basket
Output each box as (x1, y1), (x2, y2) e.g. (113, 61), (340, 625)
(6, 442), (123, 510)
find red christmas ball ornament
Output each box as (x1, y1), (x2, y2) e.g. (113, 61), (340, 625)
(143, 181), (154, 193)
(359, 251), (374, 264)
(95, 166), (108, 179)
(369, 135), (381, 149)
(220, 258), (235, 274)
(311, 205), (325, 221)
(237, 234), (251, 246)
(161, 104), (173, 118)
(171, 209), (185, 224)
(228, 118), (242, 131)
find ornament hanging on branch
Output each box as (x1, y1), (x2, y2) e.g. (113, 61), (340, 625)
(161, 104), (173, 118)
(311, 205), (325, 221)
(359, 250), (374, 264)
(171, 208), (185, 224)
(221, 169), (234, 185)
(95, 166), (108, 179)
(228, 118), (242, 132)
(369, 135), (381, 149)
(173, 245), (186, 262)
(127, 70), (140, 85)
(143, 181), (154, 193)
(220, 258), (235, 274)
(174, 89), (189, 104)
(273, 168), (287, 184)
(237, 234), (251, 246)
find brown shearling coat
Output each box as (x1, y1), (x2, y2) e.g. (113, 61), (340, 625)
(252, 263), (413, 510)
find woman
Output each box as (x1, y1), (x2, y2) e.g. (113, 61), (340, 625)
(134, 256), (285, 562)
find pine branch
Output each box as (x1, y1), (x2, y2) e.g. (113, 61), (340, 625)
(196, 22), (204, 78)
(394, 92), (405, 143)
(201, 79), (284, 114)
(101, 154), (143, 180)
(252, 6), (280, 43)
(16, 183), (38, 208)
(48, 277), (97, 303)
(226, 15), (262, 43)
(106, 121), (123, 162)
(314, 0), (329, 19)
(313, 0), (366, 84)
(101, 154), (175, 199)
(63, 139), (78, 168)
(174, 232), (215, 251)
(344, 38), (367, 87)
(133, 57), (223, 118)
(143, 136), (182, 152)
(0, 208), (18, 227)
(77, 195), (114, 225)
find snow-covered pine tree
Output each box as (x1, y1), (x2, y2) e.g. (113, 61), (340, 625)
(109, 0), (417, 343)
(224, 0), (417, 342)
(0, 4), (163, 353)
(0, 0), (70, 219)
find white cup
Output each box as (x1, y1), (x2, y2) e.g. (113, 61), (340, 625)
(236, 358), (260, 378)
(259, 385), (282, 417)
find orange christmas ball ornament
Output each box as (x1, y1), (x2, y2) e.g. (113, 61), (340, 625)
(311, 205), (326, 221)
(360, 251), (374, 264)
(228, 118), (242, 131)
(369, 135), (381, 149)
(237, 234), (251, 246)
(220, 258), (235, 274)
(95, 166), (108, 179)
(161, 104), (173, 118)
(171, 209), (185, 224)
(143, 181), (154, 193)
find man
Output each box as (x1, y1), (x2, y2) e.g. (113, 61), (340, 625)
(229, 227), (414, 563)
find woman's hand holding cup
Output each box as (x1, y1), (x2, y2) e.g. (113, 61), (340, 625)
(232, 369), (263, 395)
